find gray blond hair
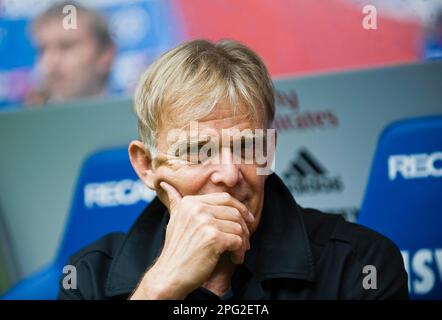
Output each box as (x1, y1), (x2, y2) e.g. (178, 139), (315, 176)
(133, 39), (275, 155)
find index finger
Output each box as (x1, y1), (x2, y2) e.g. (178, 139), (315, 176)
(196, 192), (254, 224)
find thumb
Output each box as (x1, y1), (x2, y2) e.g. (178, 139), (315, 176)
(159, 181), (182, 212)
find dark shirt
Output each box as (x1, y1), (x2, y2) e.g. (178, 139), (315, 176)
(58, 173), (409, 300)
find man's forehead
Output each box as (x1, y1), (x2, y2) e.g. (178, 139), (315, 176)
(171, 104), (262, 131)
(197, 113), (257, 131)
(36, 15), (91, 40)
(201, 101), (248, 118)
(156, 102), (267, 150)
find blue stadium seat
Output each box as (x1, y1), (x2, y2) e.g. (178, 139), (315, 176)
(2, 147), (155, 299)
(358, 115), (442, 300)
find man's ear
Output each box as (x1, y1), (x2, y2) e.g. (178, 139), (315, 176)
(97, 45), (115, 78)
(263, 128), (277, 180)
(274, 130), (278, 148)
(128, 140), (156, 191)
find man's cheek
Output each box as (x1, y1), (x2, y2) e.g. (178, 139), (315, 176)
(151, 167), (177, 191)
(151, 166), (195, 196)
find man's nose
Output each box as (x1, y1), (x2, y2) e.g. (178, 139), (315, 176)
(209, 147), (241, 187)
(41, 48), (60, 75)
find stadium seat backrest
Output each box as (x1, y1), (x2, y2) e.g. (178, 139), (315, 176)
(56, 147), (155, 267)
(358, 116), (442, 299)
(2, 146), (154, 299)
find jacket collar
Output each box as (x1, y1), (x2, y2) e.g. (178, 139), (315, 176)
(105, 173), (315, 298)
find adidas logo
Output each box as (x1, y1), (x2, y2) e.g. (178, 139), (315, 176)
(283, 148), (343, 195)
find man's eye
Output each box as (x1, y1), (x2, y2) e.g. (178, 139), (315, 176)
(175, 141), (215, 164)
(186, 148), (201, 163)
(59, 40), (76, 51)
(195, 142), (219, 163)
(235, 137), (255, 159)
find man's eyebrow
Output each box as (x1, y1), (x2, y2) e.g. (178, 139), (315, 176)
(174, 136), (213, 151)
(169, 131), (267, 154)
(230, 132), (266, 141)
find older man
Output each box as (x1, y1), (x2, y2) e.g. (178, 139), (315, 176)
(58, 39), (408, 300)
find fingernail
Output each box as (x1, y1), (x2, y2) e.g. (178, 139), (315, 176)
(248, 211), (255, 221)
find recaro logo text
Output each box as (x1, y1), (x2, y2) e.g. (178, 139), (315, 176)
(388, 152), (442, 180)
(84, 179), (155, 208)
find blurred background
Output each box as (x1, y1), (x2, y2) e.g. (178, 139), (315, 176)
(0, 0), (441, 109)
(0, 0), (441, 299)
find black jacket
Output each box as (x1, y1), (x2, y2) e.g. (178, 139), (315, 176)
(58, 174), (409, 300)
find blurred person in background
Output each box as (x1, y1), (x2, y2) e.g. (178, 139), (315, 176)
(26, 2), (115, 106)
(425, 8), (442, 59)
